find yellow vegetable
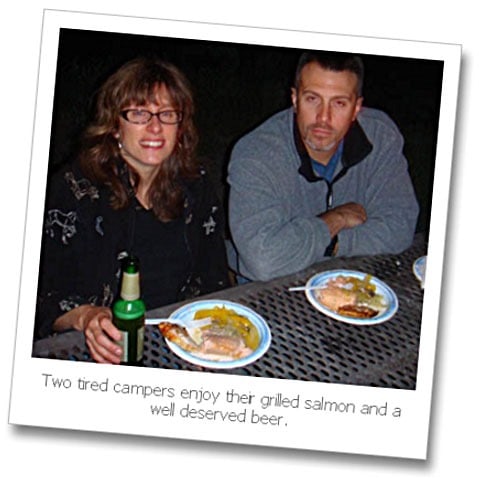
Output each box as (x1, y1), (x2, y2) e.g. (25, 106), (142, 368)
(341, 274), (385, 309)
(194, 306), (260, 350)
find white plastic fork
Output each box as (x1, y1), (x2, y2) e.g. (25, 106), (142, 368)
(145, 316), (212, 328)
(288, 285), (324, 292)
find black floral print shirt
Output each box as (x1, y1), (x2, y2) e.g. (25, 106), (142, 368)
(34, 161), (230, 339)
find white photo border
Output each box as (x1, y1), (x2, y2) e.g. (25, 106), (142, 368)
(9, 9), (461, 460)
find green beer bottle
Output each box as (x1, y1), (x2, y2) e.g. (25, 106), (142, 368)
(112, 255), (146, 365)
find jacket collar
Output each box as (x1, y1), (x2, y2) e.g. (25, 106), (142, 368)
(295, 113), (373, 183)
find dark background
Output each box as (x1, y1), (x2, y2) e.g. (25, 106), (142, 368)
(48, 28), (444, 235)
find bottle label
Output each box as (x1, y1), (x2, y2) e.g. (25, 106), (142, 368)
(117, 326), (144, 363)
(137, 326), (145, 361)
(117, 331), (128, 362)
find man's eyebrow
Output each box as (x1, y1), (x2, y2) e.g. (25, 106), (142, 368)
(301, 89), (354, 100)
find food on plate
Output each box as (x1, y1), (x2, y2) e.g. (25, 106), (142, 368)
(158, 306), (260, 361)
(315, 274), (386, 318)
(336, 304), (379, 318)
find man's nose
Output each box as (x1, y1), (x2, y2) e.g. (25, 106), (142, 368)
(316, 103), (331, 122)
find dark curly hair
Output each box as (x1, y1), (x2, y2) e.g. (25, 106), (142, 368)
(79, 57), (200, 221)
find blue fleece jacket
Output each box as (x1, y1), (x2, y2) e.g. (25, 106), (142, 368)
(227, 106), (419, 281)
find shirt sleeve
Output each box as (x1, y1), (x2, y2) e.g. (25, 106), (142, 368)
(337, 117), (419, 256)
(228, 146), (332, 281)
(34, 167), (96, 338)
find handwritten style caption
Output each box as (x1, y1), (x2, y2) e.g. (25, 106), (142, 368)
(42, 372), (403, 427)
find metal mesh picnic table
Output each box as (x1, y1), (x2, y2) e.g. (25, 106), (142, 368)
(33, 235), (426, 389)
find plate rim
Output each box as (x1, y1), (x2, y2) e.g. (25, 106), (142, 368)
(413, 255), (427, 283)
(163, 299), (272, 369)
(304, 269), (398, 325)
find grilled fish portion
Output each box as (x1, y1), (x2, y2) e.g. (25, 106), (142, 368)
(315, 275), (386, 318)
(159, 306), (259, 361)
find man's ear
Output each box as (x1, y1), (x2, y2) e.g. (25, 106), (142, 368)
(353, 96), (363, 121)
(291, 87), (299, 112)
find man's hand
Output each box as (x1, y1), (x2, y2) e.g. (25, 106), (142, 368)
(319, 202), (367, 238)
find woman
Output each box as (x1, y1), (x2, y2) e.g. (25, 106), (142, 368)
(35, 57), (230, 363)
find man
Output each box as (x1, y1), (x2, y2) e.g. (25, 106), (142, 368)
(227, 50), (419, 281)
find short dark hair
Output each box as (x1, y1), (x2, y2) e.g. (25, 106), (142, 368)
(294, 50), (364, 96)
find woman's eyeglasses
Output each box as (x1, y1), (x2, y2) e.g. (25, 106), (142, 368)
(120, 109), (183, 125)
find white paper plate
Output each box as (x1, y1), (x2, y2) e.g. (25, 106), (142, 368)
(305, 269), (398, 325)
(413, 256), (427, 287)
(164, 299), (271, 369)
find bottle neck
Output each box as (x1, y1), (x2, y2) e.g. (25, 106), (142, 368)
(120, 271), (140, 301)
